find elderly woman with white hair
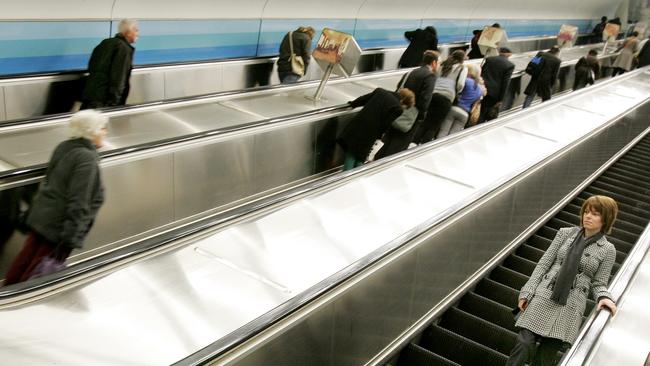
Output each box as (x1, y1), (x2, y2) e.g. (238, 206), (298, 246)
(81, 18), (139, 109)
(4, 110), (107, 285)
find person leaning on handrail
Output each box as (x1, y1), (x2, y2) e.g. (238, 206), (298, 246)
(81, 19), (139, 109)
(4, 110), (107, 285)
(398, 26), (439, 68)
(506, 195), (619, 366)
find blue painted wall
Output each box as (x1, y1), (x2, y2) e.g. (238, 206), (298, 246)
(0, 18), (598, 76)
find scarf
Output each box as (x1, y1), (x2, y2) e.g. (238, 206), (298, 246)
(551, 228), (603, 305)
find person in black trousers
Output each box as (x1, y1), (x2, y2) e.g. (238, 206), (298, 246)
(338, 88), (415, 170)
(479, 47), (515, 123)
(81, 19), (138, 109)
(523, 46), (561, 108)
(398, 26), (438, 68)
(376, 50), (439, 159)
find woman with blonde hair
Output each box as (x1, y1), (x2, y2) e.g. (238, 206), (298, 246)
(506, 195), (619, 365)
(4, 110), (107, 285)
(436, 64), (486, 138)
(277, 26), (316, 84)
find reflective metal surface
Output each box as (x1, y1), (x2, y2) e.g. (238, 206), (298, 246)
(0, 69), (648, 366)
(584, 247), (650, 366)
(0, 34), (591, 123)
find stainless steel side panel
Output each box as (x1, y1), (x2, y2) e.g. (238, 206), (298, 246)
(4, 82), (50, 120)
(164, 65), (224, 100)
(228, 99), (650, 366)
(173, 135), (256, 219)
(0, 72), (648, 366)
(0, 86), (6, 120)
(80, 154), (175, 261)
(125, 71), (165, 105)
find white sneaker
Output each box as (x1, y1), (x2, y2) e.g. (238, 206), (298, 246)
(408, 143), (417, 149)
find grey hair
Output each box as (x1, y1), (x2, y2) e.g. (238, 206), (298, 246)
(69, 110), (108, 140)
(118, 19), (138, 34)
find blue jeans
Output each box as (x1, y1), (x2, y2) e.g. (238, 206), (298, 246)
(522, 93), (536, 109)
(279, 72), (301, 84)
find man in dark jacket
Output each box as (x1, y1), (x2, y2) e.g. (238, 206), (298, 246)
(81, 19), (138, 109)
(573, 49), (600, 90)
(376, 50), (439, 159)
(277, 27), (314, 84)
(398, 26), (438, 68)
(522, 46), (562, 109)
(479, 47), (515, 122)
(591, 16), (607, 43)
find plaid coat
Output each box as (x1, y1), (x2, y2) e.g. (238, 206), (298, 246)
(516, 227), (616, 344)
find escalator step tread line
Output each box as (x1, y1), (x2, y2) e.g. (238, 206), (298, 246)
(395, 136), (650, 365)
(420, 325), (509, 366)
(397, 343), (461, 366)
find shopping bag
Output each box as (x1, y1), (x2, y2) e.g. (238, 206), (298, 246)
(29, 256), (66, 280)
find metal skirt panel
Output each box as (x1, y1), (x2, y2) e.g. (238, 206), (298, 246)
(220, 103), (650, 366)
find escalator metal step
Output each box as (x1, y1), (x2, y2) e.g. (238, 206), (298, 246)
(420, 324), (508, 366)
(439, 307), (517, 356)
(459, 292), (517, 333)
(475, 278), (519, 307)
(392, 136), (650, 366)
(503, 255), (536, 277)
(397, 343), (461, 366)
(527, 235), (552, 251)
(489, 266), (529, 290)
(515, 244), (545, 263)
(582, 188), (650, 214)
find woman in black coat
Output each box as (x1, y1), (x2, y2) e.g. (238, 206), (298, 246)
(4, 110), (107, 285)
(398, 26), (438, 68)
(338, 88), (415, 170)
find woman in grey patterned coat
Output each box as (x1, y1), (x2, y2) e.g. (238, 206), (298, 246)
(506, 195), (619, 366)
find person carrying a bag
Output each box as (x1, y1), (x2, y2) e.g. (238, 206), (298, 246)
(506, 195), (619, 366)
(437, 64), (486, 138)
(338, 88), (415, 171)
(412, 50), (468, 144)
(4, 110), (107, 285)
(376, 50), (439, 160)
(277, 27), (315, 84)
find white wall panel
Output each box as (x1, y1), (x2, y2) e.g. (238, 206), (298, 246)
(472, 0), (619, 20)
(356, 0), (433, 19)
(0, 0), (113, 20)
(112, 0), (267, 19)
(421, 0), (482, 19)
(261, 0), (366, 19)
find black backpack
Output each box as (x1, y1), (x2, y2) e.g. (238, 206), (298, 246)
(525, 53), (545, 77)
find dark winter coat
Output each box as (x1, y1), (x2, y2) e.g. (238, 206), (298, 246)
(398, 29), (438, 68)
(481, 55), (515, 102)
(377, 66), (436, 159)
(338, 88), (403, 161)
(26, 138), (104, 249)
(524, 51), (561, 100)
(82, 34), (134, 107)
(277, 31), (312, 74)
(573, 55), (600, 90)
(467, 33), (483, 59)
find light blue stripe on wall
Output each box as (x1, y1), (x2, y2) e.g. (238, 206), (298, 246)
(0, 18), (604, 76)
(354, 19), (421, 48)
(257, 19), (355, 56)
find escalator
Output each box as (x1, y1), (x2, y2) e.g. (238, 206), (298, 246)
(396, 135), (650, 366)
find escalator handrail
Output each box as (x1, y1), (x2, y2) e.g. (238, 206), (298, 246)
(1, 67), (647, 305)
(167, 70), (650, 366)
(0, 44), (622, 184)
